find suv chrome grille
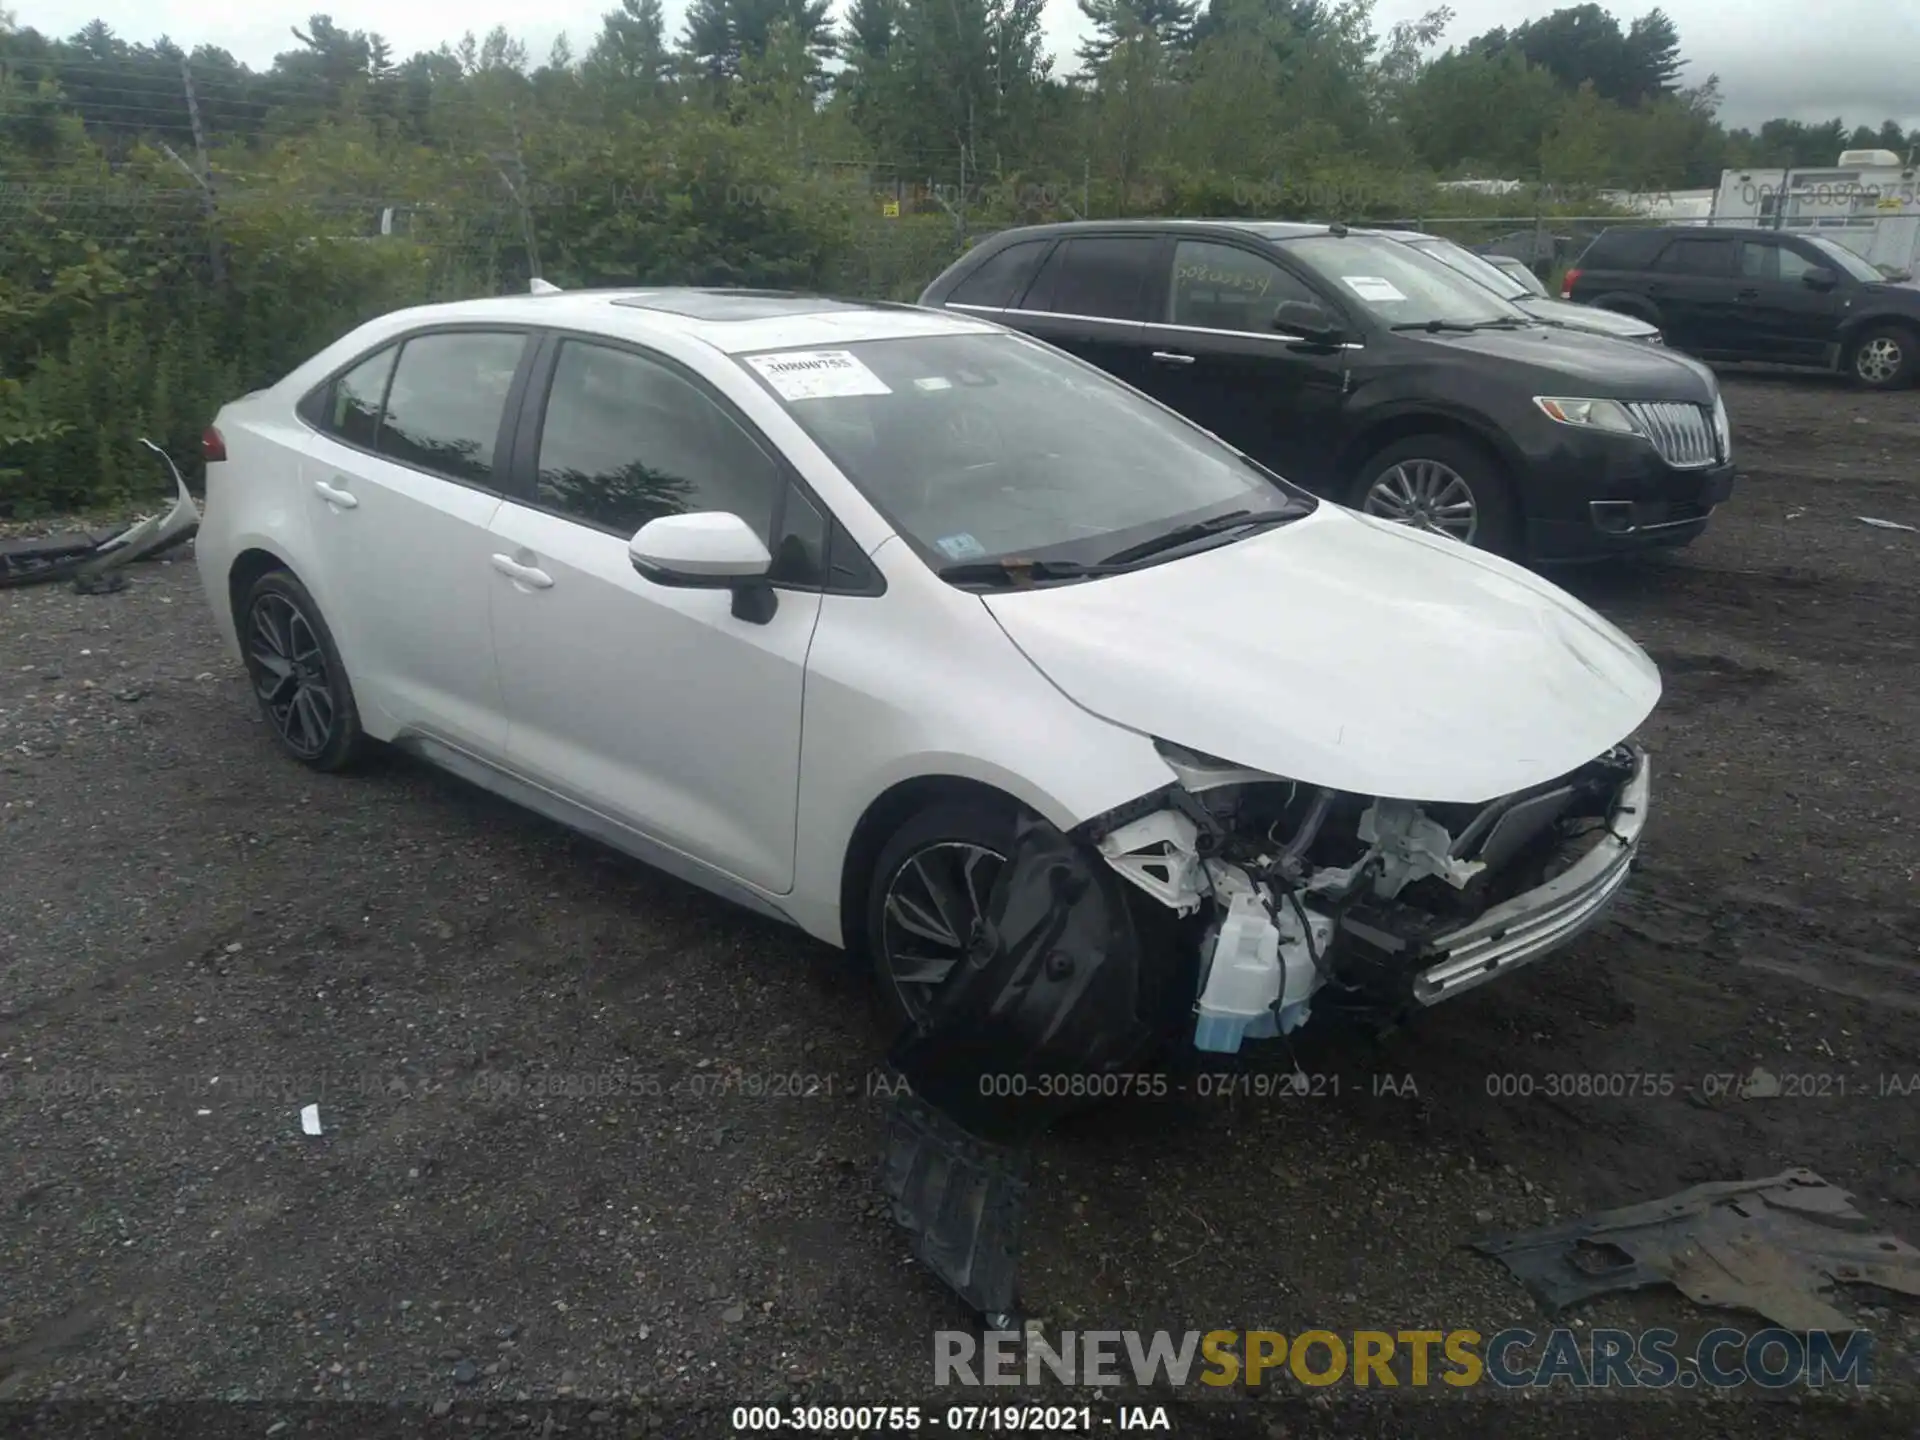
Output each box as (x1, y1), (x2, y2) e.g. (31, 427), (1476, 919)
(1626, 401), (1719, 469)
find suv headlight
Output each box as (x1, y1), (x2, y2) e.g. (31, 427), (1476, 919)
(1533, 397), (1643, 434)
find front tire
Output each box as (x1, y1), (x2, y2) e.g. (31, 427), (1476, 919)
(1848, 324), (1915, 390)
(864, 798), (1019, 1037)
(1349, 434), (1520, 556)
(238, 569), (367, 772)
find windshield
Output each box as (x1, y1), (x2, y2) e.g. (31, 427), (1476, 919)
(1802, 235), (1885, 284)
(1409, 238), (1530, 301)
(1280, 234), (1531, 328)
(737, 332), (1312, 575)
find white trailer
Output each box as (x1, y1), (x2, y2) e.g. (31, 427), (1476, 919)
(1712, 149), (1920, 275)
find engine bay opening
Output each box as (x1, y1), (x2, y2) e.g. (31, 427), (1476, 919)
(1086, 741), (1648, 1048)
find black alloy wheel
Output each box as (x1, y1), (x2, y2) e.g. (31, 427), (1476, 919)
(866, 798), (1018, 1034)
(240, 570), (366, 771)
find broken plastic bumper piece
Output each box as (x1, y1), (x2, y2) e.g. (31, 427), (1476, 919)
(1413, 745), (1650, 1005)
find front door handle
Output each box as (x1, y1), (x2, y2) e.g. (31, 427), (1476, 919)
(1152, 350), (1196, 365)
(313, 479), (358, 509)
(1735, 287), (1760, 301)
(490, 553), (554, 589)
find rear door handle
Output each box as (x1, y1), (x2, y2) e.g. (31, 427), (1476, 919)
(313, 479), (358, 509)
(1735, 287), (1760, 300)
(1151, 351), (1196, 365)
(490, 553), (553, 589)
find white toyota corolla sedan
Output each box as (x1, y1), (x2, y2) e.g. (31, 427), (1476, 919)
(194, 285), (1658, 1069)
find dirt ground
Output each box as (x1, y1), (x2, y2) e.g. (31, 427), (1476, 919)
(2, 372), (1917, 1438)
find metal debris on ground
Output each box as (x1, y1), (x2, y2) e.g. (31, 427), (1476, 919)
(1473, 1168), (1920, 1330)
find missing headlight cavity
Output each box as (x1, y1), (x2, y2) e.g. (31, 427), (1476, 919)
(1094, 739), (1648, 1040)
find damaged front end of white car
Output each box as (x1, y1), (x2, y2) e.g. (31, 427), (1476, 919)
(880, 738), (1650, 1326)
(1095, 737), (1650, 1049)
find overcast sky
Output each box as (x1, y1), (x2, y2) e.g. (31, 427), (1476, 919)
(12, 1), (1918, 136)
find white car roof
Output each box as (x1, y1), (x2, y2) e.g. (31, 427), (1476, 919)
(372, 288), (1000, 357)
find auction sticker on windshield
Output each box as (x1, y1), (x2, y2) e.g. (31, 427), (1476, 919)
(746, 350), (893, 401)
(1342, 276), (1407, 303)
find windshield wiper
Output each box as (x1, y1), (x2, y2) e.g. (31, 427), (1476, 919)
(1391, 317), (1528, 333)
(936, 557), (1132, 588)
(1099, 509), (1302, 566)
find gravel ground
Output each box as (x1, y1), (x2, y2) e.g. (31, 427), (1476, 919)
(2, 373), (1917, 1437)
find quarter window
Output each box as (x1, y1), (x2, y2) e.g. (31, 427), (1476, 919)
(1656, 237), (1735, 276)
(1168, 240), (1319, 332)
(948, 239), (1053, 308)
(535, 340), (782, 540)
(320, 346), (396, 448)
(375, 331), (527, 485)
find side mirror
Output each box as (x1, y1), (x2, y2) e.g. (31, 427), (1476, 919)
(1802, 265), (1839, 291)
(1273, 298), (1343, 345)
(629, 512), (778, 623)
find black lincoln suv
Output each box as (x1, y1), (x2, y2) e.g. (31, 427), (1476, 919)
(919, 220), (1735, 563)
(1564, 224), (1920, 389)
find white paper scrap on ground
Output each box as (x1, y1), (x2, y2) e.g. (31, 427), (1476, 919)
(300, 1103), (322, 1135)
(745, 350), (892, 401)
(1858, 516), (1917, 532)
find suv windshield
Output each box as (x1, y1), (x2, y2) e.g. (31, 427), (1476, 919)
(737, 332), (1313, 578)
(1409, 238), (1531, 301)
(1280, 234), (1531, 329)
(1802, 235), (1884, 284)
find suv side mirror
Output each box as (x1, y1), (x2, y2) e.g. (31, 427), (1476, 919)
(1802, 265), (1839, 291)
(1273, 298), (1343, 345)
(629, 512), (778, 623)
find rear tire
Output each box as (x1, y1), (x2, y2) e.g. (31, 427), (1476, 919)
(1847, 323), (1915, 390)
(238, 569), (368, 772)
(1349, 433), (1520, 556)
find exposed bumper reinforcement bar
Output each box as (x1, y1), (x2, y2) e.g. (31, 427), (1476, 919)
(1413, 746), (1649, 1005)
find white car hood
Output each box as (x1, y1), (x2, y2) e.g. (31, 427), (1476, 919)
(981, 508), (1660, 804)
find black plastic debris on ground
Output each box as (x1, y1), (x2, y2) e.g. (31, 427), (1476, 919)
(878, 1090), (1030, 1321)
(882, 812), (1160, 1319)
(1473, 1167), (1920, 1331)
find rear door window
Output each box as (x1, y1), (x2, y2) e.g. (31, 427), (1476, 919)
(375, 331), (528, 486)
(1023, 236), (1157, 320)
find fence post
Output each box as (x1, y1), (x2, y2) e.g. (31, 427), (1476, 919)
(179, 58), (225, 287)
